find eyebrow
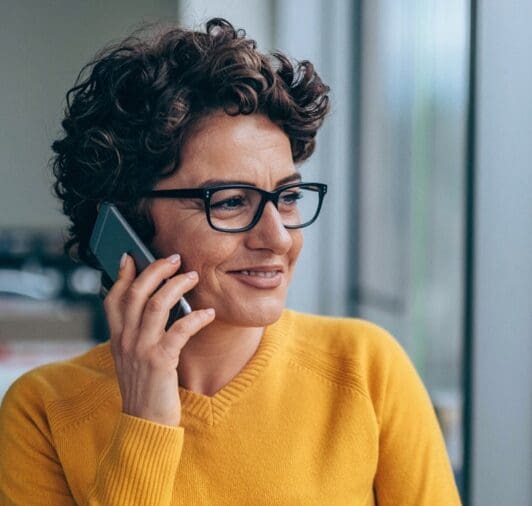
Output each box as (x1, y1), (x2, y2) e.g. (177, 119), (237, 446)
(198, 172), (302, 189)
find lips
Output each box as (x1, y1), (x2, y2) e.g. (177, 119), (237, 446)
(228, 266), (284, 288)
(233, 270), (280, 277)
(228, 265), (284, 275)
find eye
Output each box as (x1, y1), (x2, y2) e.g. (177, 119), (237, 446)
(210, 195), (247, 210)
(280, 190), (303, 206)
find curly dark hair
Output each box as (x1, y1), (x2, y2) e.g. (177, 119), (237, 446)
(51, 17), (330, 269)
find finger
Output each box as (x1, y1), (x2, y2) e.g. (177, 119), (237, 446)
(121, 254), (182, 337)
(159, 308), (216, 361)
(136, 271), (199, 343)
(103, 253), (137, 336)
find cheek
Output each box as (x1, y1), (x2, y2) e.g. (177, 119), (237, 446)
(149, 207), (221, 269)
(177, 234), (241, 278)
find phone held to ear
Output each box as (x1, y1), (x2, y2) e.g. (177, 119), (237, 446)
(89, 202), (192, 321)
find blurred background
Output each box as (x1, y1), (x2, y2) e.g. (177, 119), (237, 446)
(0, 1), (530, 505)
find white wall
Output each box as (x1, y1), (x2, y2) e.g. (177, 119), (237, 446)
(0, 0), (176, 228)
(178, 0), (273, 51)
(472, 1), (532, 504)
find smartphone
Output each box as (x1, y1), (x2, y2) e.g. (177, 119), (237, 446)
(89, 202), (192, 321)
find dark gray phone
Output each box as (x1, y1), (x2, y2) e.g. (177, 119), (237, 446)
(89, 202), (191, 320)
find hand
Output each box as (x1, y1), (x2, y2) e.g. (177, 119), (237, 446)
(103, 253), (215, 427)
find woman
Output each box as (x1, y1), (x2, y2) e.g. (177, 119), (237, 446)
(0, 18), (461, 505)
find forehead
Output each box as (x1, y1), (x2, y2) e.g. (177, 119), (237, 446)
(159, 112), (296, 189)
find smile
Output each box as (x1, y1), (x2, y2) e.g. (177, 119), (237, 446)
(228, 270), (283, 288)
(236, 270), (280, 278)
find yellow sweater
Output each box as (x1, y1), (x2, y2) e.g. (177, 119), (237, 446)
(0, 309), (461, 505)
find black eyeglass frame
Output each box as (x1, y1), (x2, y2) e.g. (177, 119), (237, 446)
(143, 182), (328, 233)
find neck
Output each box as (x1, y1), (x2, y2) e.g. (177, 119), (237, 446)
(177, 318), (264, 397)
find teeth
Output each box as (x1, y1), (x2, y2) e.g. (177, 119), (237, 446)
(238, 270), (279, 278)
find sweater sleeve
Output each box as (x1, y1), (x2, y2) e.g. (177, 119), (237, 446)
(0, 374), (185, 506)
(88, 413), (184, 505)
(372, 333), (462, 505)
(0, 379), (76, 506)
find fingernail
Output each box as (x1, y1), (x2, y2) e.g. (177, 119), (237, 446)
(168, 253), (181, 264)
(187, 271), (198, 280)
(206, 308), (215, 317)
(120, 253), (127, 269)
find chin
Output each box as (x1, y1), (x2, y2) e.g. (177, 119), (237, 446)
(219, 299), (285, 328)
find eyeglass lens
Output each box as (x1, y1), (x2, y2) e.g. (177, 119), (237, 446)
(208, 185), (320, 231)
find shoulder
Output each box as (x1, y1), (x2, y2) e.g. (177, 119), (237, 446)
(0, 342), (117, 429)
(281, 309), (405, 395)
(284, 308), (401, 361)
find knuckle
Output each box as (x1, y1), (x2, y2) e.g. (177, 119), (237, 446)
(173, 314), (198, 334)
(167, 320), (188, 338)
(182, 311), (198, 331)
(145, 296), (165, 313)
(103, 292), (119, 309)
(102, 296), (113, 312)
(114, 338), (130, 357)
(124, 284), (143, 304)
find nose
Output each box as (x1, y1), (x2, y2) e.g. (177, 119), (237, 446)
(244, 201), (293, 254)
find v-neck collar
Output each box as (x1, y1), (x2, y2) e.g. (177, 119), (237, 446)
(178, 310), (292, 426)
(98, 309), (293, 427)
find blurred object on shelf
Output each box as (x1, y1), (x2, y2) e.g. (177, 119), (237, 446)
(0, 268), (63, 299)
(0, 227), (103, 301)
(0, 228), (65, 257)
(0, 298), (94, 400)
(0, 228), (108, 399)
(67, 266), (101, 296)
(0, 298), (94, 340)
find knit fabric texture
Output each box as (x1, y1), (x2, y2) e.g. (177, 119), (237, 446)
(0, 309), (461, 505)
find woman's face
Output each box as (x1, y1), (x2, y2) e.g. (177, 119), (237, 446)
(149, 112), (303, 327)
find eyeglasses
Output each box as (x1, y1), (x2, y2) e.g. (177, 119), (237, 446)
(143, 182), (327, 233)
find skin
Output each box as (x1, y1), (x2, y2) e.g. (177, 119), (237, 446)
(104, 112), (304, 426)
